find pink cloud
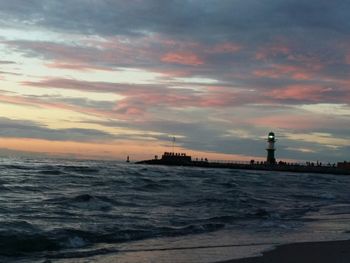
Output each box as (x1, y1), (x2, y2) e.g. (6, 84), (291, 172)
(286, 54), (324, 72)
(23, 78), (253, 120)
(210, 43), (241, 53)
(155, 36), (201, 50)
(161, 52), (204, 66)
(254, 41), (328, 83)
(256, 44), (291, 60)
(24, 76), (350, 114)
(108, 84), (262, 118)
(269, 85), (334, 102)
(291, 72), (312, 80)
(5, 36), (245, 82)
(249, 109), (350, 134)
(154, 68), (193, 78)
(345, 52), (350, 64)
(6, 39), (149, 72)
(254, 64), (314, 80)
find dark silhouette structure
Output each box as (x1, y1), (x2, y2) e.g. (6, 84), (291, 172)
(266, 132), (276, 165)
(161, 152), (192, 164)
(338, 161), (350, 170)
(136, 131), (350, 175)
(137, 152), (192, 165)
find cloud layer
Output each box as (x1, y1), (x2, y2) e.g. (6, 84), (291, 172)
(0, 0), (349, 161)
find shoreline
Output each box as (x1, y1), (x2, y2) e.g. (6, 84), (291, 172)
(217, 239), (350, 263)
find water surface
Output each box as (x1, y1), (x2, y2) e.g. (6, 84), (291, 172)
(1, 158), (350, 262)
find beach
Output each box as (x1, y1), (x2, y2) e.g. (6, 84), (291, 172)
(220, 239), (350, 263)
(51, 238), (350, 263)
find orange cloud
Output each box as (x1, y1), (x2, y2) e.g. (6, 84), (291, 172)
(161, 52), (204, 66)
(0, 137), (260, 161)
(0, 137), (166, 160)
(0, 93), (119, 120)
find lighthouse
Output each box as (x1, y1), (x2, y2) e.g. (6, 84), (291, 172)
(266, 132), (276, 165)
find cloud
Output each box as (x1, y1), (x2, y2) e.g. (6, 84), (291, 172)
(250, 113), (350, 131)
(4, 36), (243, 75)
(161, 52), (204, 66)
(23, 76), (350, 112)
(0, 0), (350, 161)
(253, 64), (314, 80)
(0, 93), (119, 120)
(1, 0), (348, 37)
(0, 60), (15, 64)
(268, 85), (344, 103)
(0, 117), (116, 142)
(23, 78), (250, 110)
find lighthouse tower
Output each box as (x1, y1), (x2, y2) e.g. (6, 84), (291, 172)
(266, 132), (276, 165)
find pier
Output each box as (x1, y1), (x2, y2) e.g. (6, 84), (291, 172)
(136, 132), (350, 176)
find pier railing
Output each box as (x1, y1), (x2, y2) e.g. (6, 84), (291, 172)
(210, 160), (251, 165)
(191, 158), (251, 165)
(192, 158), (337, 168)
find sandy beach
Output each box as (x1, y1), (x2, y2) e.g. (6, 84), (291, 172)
(219, 239), (350, 263)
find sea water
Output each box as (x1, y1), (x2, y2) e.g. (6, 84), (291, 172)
(1, 157), (350, 262)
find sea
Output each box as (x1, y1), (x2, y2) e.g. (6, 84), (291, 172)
(1, 157), (350, 263)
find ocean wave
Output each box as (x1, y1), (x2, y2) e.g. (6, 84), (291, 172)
(60, 165), (99, 174)
(0, 184), (10, 191)
(2, 158), (350, 260)
(45, 194), (115, 212)
(0, 222), (226, 257)
(0, 233), (59, 256)
(1, 164), (34, 170)
(38, 170), (64, 175)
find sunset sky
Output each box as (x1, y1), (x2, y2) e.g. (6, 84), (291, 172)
(0, 0), (349, 162)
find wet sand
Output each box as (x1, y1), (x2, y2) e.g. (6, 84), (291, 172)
(219, 239), (350, 263)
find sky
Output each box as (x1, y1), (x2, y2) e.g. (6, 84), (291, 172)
(0, 0), (349, 162)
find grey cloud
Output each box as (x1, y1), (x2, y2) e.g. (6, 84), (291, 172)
(1, 0), (349, 39)
(56, 97), (115, 110)
(279, 143), (349, 163)
(82, 118), (272, 160)
(0, 60), (16, 64)
(81, 108), (350, 163)
(0, 70), (22, 76)
(27, 94), (116, 111)
(0, 117), (116, 142)
(0, 147), (53, 158)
